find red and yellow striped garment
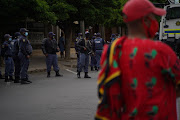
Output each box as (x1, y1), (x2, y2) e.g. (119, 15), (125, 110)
(95, 37), (180, 120)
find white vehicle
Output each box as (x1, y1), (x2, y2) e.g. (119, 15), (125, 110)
(159, 0), (180, 55)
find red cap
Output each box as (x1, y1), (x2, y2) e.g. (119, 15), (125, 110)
(123, 0), (166, 23)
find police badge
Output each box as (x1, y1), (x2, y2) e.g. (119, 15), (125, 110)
(176, 21), (180, 26)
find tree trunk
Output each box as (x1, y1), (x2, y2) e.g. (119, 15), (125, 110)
(65, 23), (72, 59)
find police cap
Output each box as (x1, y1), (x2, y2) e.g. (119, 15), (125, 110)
(96, 33), (101, 37)
(48, 32), (56, 36)
(20, 28), (29, 33)
(4, 34), (12, 39)
(78, 33), (83, 36)
(111, 34), (116, 37)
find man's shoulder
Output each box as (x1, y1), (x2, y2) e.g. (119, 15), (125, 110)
(2, 41), (8, 48)
(137, 39), (175, 55)
(3, 41), (8, 45)
(42, 38), (49, 42)
(19, 36), (27, 42)
(79, 38), (84, 42)
(19, 35), (25, 39)
(145, 39), (171, 49)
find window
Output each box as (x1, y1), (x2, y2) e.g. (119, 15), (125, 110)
(167, 7), (180, 20)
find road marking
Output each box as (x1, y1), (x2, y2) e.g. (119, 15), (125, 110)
(66, 69), (77, 75)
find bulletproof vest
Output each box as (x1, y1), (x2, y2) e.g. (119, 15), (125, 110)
(75, 37), (82, 51)
(91, 39), (94, 46)
(94, 38), (103, 50)
(45, 38), (58, 54)
(11, 39), (19, 55)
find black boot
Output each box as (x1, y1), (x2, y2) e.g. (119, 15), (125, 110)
(84, 72), (91, 78)
(55, 71), (63, 77)
(9, 76), (14, 81)
(96, 67), (100, 71)
(95, 66), (98, 71)
(47, 72), (50, 78)
(14, 77), (20, 83)
(77, 72), (81, 78)
(4, 76), (9, 82)
(91, 67), (94, 71)
(21, 78), (30, 84)
(26, 78), (32, 83)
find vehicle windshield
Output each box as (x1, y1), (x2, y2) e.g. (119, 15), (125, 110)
(167, 7), (180, 19)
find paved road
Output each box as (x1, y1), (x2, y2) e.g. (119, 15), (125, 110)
(0, 68), (99, 120)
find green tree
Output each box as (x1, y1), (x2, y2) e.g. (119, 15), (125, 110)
(0, 0), (57, 30)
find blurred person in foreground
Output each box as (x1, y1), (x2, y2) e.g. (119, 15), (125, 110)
(95, 0), (180, 119)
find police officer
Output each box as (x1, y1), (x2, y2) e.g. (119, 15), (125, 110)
(58, 32), (65, 58)
(110, 34), (116, 43)
(75, 33), (83, 72)
(77, 32), (91, 78)
(0, 45), (5, 79)
(19, 28), (33, 84)
(2, 34), (14, 82)
(93, 33), (105, 71)
(42, 32), (63, 78)
(11, 32), (21, 83)
(90, 35), (97, 71)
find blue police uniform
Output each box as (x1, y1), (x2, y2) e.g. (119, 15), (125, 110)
(58, 36), (65, 58)
(11, 35), (21, 82)
(0, 46), (4, 79)
(93, 37), (104, 70)
(42, 33), (62, 78)
(90, 36), (97, 71)
(111, 34), (116, 43)
(18, 35), (32, 81)
(75, 36), (82, 72)
(77, 37), (91, 78)
(2, 41), (14, 80)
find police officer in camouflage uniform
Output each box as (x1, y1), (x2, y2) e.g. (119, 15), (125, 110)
(42, 32), (63, 78)
(19, 28), (33, 84)
(77, 32), (91, 78)
(11, 32), (21, 83)
(2, 34), (14, 82)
